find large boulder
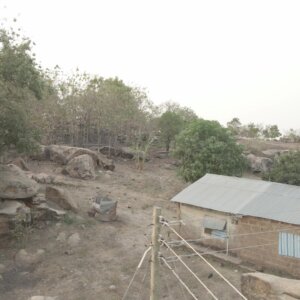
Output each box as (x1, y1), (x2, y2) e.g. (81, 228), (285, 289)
(45, 186), (78, 212)
(246, 154), (273, 173)
(9, 157), (30, 171)
(0, 200), (24, 216)
(241, 272), (300, 300)
(0, 164), (39, 200)
(64, 154), (95, 180)
(32, 145), (115, 171)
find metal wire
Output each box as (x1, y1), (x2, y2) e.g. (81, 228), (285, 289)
(161, 257), (200, 300)
(121, 246), (151, 300)
(161, 240), (219, 300)
(162, 221), (247, 300)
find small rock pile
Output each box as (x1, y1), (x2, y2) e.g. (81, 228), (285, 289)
(0, 164), (76, 235)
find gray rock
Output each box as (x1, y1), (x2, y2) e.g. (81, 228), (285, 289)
(45, 186), (78, 212)
(64, 154), (95, 180)
(32, 193), (47, 205)
(0, 200), (24, 216)
(67, 233), (80, 247)
(247, 154), (273, 173)
(32, 173), (54, 184)
(9, 157), (30, 171)
(0, 164), (39, 199)
(33, 203), (66, 221)
(241, 272), (300, 300)
(15, 249), (45, 269)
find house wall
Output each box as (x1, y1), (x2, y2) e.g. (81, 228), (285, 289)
(178, 203), (300, 278)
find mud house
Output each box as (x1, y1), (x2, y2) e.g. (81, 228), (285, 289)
(171, 174), (300, 278)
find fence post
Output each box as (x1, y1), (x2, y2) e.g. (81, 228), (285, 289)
(150, 206), (161, 300)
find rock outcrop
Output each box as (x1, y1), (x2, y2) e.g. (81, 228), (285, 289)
(64, 154), (95, 180)
(31, 144), (115, 172)
(246, 154), (273, 173)
(0, 164), (39, 200)
(45, 186), (78, 212)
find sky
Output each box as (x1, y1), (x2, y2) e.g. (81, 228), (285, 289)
(1, 0), (300, 132)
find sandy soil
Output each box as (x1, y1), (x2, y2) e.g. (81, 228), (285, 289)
(0, 158), (248, 300)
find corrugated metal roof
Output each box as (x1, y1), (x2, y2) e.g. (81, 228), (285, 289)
(171, 174), (300, 225)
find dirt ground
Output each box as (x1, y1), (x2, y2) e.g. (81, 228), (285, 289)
(0, 157), (249, 300)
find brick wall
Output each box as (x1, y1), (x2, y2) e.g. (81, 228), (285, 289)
(178, 204), (300, 278)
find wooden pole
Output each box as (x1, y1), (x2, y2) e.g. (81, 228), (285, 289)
(150, 206), (161, 300)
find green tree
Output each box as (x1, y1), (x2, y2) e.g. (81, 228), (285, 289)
(174, 119), (246, 182)
(158, 102), (198, 151)
(241, 123), (262, 138)
(262, 151), (300, 185)
(158, 111), (184, 151)
(262, 125), (281, 139)
(0, 29), (48, 154)
(227, 117), (241, 136)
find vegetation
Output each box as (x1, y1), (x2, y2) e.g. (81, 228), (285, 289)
(175, 119), (246, 182)
(263, 151), (300, 185)
(0, 28), (49, 154)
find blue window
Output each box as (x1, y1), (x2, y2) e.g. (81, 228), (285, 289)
(279, 232), (300, 258)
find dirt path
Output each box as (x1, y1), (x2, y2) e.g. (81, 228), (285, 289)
(0, 158), (246, 300)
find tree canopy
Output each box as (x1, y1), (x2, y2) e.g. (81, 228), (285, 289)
(262, 151), (300, 185)
(158, 102), (198, 151)
(0, 29), (49, 154)
(175, 119), (246, 182)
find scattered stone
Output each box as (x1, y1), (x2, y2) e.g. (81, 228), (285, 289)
(64, 154), (95, 180)
(67, 233), (80, 248)
(32, 173), (54, 184)
(56, 232), (66, 242)
(109, 285), (116, 290)
(15, 249), (45, 269)
(45, 186), (78, 212)
(0, 164), (39, 200)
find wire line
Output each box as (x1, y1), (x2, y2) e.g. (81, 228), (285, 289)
(161, 240), (219, 300)
(162, 221), (247, 300)
(161, 257), (200, 300)
(121, 246), (151, 300)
